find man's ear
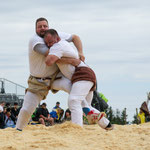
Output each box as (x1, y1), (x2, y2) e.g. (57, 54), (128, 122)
(56, 36), (60, 41)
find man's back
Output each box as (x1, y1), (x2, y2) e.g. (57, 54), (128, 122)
(50, 40), (87, 80)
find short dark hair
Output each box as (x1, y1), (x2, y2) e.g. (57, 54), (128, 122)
(36, 17), (48, 28)
(6, 102), (10, 107)
(42, 103), (47, 106)
(14, 102), (18, 105)
(6, 108), (11, 112)
(56, 101), (60, 104)
(0, 101), (5, 104)
(44, 29), (59, 37)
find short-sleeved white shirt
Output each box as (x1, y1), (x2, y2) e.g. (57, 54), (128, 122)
(0, 105), (3, 112)
(49, 40), (87, 80)
(28, 32), (72, 78)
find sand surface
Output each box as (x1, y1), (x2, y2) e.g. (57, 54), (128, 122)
(0, 122), (150, 150)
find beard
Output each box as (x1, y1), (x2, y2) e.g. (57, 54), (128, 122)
(38, 31), (46, 38)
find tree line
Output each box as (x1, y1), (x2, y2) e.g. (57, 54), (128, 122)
(105, 106), (137, 125)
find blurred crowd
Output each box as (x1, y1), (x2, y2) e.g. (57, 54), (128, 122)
(0, 101), (71, 129)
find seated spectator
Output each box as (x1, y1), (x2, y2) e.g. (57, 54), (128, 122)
(31, 107), (39, 122)
(50, 108), (64, 123)
(53, 102), (61, 111)
(5, 102), (11, 109)
(0, 101), (5, 113)
(35, 103), (54, 126)
(11, 102), (20, 119)
(63, 108), (71, 121)
(4, 108), (16, 128)
(52, 102), (64, 123)
(58, 109), (64, 123)
(0, 107), (6, 129)
(50, 110), (58, 121)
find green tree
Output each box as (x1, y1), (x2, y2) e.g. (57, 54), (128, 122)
(114, 109), (122, 124)
(132, 114), (139, 124)
(105, 106), (114, 122)
(121, 108), (128, 125)
(106, 107), (129, 125)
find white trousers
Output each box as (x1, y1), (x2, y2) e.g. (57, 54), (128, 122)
(68, 81), (94, 126)
(53, 77), (110, 128)
(52, 73), (72, 93)
(52, 74), (92, 110)
(16, 74), (109, 129)
(68, 80), (110, 128)
(81, 91), (100, 113)
(16, 75), (72, 130)
(16, 91), (41, 129)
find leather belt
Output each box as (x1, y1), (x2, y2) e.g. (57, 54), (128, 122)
(30, 75), (61, 80)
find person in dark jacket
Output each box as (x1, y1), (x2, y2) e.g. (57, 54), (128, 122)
(0, 107), (6, 129)
(35, 103), (54, 126)
(11, 102), (20, 119)
(0, 108), (16, 129)
(4, 108), (16, 128)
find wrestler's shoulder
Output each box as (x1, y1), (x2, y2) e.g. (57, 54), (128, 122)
(29, 34), (44, 43)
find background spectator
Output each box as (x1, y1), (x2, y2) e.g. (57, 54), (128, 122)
(0, 107), (6, 129)
(51, 102), (64, 123)
(63, 108), (71, 121)
(140, 101), (150, 122)
(35, 103), (54, 126)
(53, 102), (61, 110)
(5, 102), (11, 109)
(31, 107), (39, 122)
(58, 109), (64, 123)
(0, 101), (5, 113)
(137, 109), (145, 124)
(50, 108), (64, 123)
(4, 108), (16, 128)
(11, 102), (20, 119)
(91, 91), (108, 112)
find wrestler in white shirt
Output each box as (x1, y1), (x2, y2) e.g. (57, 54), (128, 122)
(16, 17), (84, 131)
(44, 29), (112, 129)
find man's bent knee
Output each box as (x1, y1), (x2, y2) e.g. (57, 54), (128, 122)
(68, 97), (82, 111)
(20, 108), (32, 116)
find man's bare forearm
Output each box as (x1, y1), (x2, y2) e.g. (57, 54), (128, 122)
(45, 50), (49, 57)
(56, 57), (81, 67)
(72, 34), (85, 61)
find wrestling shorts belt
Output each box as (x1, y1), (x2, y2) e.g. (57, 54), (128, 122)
(26, 70), (61, 99)
(71, 67), (97, 91)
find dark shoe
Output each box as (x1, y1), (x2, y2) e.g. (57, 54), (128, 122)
(105, 123), (114, 130)
(16, 128), (22, 131)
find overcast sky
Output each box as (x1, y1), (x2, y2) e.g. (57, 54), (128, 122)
(0, 0), (150, 121)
